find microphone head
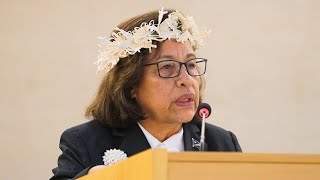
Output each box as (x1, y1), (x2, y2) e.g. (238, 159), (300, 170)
(197, 103), (212, 118)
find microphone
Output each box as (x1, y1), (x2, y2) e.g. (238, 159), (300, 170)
(197, 103), (212, 151)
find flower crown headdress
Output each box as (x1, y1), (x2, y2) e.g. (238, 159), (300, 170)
(95, 8), (210, 73)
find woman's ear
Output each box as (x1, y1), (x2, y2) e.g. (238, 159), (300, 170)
(131, 87), (137, 99)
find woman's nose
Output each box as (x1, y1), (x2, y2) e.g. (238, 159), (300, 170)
(175, 65), (193, 87)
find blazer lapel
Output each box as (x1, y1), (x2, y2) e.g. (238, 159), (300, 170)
(113, 123), (151, 157)
(183, 123), (208, 151)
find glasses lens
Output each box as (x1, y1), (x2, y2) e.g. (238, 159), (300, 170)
(158, 61), (180, 77)
(187, 59), (206, 76)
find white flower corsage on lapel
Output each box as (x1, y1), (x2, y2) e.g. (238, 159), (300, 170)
(102, 149), (128, 166)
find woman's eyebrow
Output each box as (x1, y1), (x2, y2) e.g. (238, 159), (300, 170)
(158, 53), (196, 60)
(158, 55), (175, 59)
(186, 53), (196, 59)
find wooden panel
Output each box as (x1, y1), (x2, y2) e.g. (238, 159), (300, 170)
(78, 150), (320, 180)
(168, 152), (320, 180)
(168, 152), (320, 163)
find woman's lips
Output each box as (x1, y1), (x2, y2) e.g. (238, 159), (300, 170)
(174, 94), (195, 107)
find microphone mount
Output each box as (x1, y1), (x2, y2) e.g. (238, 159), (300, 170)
(197, 103), (212, 151)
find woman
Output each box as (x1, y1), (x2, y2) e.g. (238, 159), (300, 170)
(50, 8), (241, 180)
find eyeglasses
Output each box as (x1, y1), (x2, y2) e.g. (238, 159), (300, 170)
(144, 58), (207, 78)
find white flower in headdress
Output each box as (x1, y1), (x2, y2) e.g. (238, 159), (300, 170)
(132, 23), (157, 52)
(157, 7), (168, 27)
(175, 12), (195, 32)
(102, 149), (128, 166)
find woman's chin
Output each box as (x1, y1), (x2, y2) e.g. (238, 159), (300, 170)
(174, 114), (195, 123)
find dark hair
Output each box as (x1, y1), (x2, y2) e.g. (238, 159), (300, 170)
(85, 9), (205, 128)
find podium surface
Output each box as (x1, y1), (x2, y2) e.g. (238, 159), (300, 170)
(78, 149), (320, 180)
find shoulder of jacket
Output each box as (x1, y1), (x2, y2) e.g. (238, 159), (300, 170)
(62, 119), (109, 137)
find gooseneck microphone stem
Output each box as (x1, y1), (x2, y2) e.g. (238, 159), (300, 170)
(197, 103), (212, 152)
(199, 111), (206, 151)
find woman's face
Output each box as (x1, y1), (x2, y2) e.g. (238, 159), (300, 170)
(133, 40), (201, 126)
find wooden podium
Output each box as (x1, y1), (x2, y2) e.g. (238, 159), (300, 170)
(78, 149), (320, 180)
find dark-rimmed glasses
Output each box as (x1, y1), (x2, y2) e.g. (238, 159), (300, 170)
(144, 58), (207, 78)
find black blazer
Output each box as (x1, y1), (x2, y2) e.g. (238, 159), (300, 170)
(50, 120), (241, 180)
